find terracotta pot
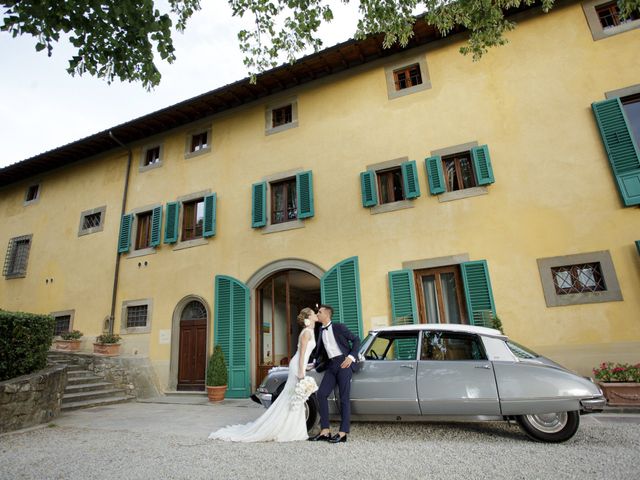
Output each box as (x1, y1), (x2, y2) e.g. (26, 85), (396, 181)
(598, 382), (640, 406)
(207, 385), (227, 402)
(55, 339), (81, 352)
(93, 343), (121, 356)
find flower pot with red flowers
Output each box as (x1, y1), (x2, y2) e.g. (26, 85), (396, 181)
(206, 345), (228, 402)
(593, 362), (640, 406)
(55, 330), (83, 351)
(93, 333), (122, 356)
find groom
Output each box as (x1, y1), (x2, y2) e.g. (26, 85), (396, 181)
(308, 304), (360, 443)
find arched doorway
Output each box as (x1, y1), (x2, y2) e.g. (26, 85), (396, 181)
(255, 270), (320, 385)
(177, 299), (208, 391)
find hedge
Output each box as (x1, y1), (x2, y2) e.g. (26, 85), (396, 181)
(0, 310), (55, 382)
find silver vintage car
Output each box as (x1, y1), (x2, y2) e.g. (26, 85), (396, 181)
(253, 324), (606, 443)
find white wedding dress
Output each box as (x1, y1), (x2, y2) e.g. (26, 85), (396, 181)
(208, 328), (316, 442)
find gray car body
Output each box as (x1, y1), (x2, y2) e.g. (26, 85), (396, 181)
(254, 324), (605, 422)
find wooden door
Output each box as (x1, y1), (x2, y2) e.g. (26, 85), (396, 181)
(177, 317), (207, 391)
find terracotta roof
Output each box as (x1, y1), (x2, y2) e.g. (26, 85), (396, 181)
(0, 5), (540, 187)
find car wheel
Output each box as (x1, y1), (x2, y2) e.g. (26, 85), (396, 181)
(305, 396), (319, 432)
(516, 410), (580, 443)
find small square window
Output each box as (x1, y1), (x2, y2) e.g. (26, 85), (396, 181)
(442, 151), (477, 192)
(393, 64), (422, 91)
(270, 178), (297, 224)
(144, 146), (161, 166)
(25, 184), (40, 203)
(135, 211), (153, 250)
(583, 0), (640, 40)
(182, 199), (205, 241)
(377, 167), (405, 204)
(272, 105), (293, 128)
(551, 263), (606, 294)
(82, 212), (102, 230)
(3, 235), (32, 279)
(78, 206), (106, 236)
(126, 305), (148, 328)
(596, 1), (639, 28)
(54, 315), (71, 336)
(190, 132), (208, 153)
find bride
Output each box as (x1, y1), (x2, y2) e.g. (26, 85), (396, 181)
(208, 307), (317, 442)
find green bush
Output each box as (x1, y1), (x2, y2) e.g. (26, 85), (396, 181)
(95, 333), (121, 344)
(0, 310), (55, 382)
(60, 329), (83, 340)
(491, 314), (504, 334)
(206, 345), (228, 387)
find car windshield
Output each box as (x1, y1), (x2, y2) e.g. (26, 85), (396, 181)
(506, 340), (540, 359)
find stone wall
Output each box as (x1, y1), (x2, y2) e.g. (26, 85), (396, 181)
(0, 364), (67, 434)
(51, 352), (161, 399)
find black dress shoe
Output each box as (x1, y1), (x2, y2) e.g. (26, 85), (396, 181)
(328, 433), (347, 443)
(308, 433), (332, 442)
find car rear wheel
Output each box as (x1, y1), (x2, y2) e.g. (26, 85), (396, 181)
(516, 410), (580, 443)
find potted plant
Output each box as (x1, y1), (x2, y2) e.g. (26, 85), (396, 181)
(593, 362), (640, 406)
(93, 333), (122, 356)
(206, 345), (228, 402)
(55, 330), (83, 351)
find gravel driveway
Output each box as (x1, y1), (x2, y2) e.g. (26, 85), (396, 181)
(1, 402), (638, 480)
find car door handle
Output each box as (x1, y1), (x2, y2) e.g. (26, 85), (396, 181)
(401, 364), (414, 369)
(475, 365), (491, 370)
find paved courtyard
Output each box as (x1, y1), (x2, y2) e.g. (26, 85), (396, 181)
(1, 399), (639, 480)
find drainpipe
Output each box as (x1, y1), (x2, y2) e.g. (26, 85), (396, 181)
(108, 131), (132, 334)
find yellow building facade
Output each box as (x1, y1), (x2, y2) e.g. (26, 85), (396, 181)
(1, 2), (639, 396)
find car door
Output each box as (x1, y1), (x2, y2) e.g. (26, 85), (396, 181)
(349, 330), (421, 415)
(417, 330), (500, 415)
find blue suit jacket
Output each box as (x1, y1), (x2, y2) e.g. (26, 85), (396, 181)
(313, 322), (361, 372)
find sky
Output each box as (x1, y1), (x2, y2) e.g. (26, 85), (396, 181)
(0, 2), (360, 169)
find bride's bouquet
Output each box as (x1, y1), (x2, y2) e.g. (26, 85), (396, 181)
(290, 376), (318, 411)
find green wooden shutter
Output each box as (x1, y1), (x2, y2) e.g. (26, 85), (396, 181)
(251, 182), (267, 228)
(360, 171), (378, 207)
(425, 156), (445, 195)
(592, 98), (640, 206)
(636, 240), (640, 256)
(118, 214), (133, 253)
(203, 193), (217, 238)
(214, 275), (250, 398)
(321, 256), (363, 337)
(471, 145), (495, 185)
(150, 206), (162, 247)
(296, 170), (314, 219)
(401, 160), (421, 199)
(164, 202), (180, 244)
(461, 260), (496, 328)
(389, 269), (418, 360)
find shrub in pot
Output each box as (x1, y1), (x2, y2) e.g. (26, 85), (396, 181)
(206, 345), (228, 402)
(593, 362), (640, 406)
(93, 333), (122, 356)
(55, 330), (83, 351)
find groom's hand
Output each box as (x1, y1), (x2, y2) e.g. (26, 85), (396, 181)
(340, 356), (353, 369)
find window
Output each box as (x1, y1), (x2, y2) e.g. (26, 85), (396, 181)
(582, 0), (640, 40)
(596, 1), (639, 28)
(24, 184), (40, 204)
(442, 152), (477, 192)
(415, 266), (468, 324)
(393, 64), (422, 91)
(182, 198), (205, 241)
(272, 105), (293, 128)
(551, 263), (606, 294)
(377, 167), (405, 204)
(121, 299), (153, 333)
(621, 93), (640, 148)
(184, 127), (212, 158)
(271, 178), (297, 224)
(54, 315), (71, 336)
(3, 235), (32, 279)
(421, 331), (486, 361)
(360, 159), (420, 212)
(537, 251), (622, 307)
(364, 331), (419, 361)
(78, 206), (106, 236)
(191, 132), (208, 152)
(135, 211), (153, 250)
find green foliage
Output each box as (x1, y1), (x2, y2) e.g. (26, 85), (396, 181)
(0, 310), (55, 382)
(593, 362), (640, 383)
(95, 333), (121, 344)
(60, 329), (83, 340)
(491, 314), (504, 334)
(206, 345), (228, 387)
(3, 0), (639, 87)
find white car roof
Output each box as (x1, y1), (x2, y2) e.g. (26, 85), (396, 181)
(368, 323), (507, 339)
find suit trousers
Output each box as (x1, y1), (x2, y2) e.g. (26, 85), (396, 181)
(317, 355), (352, 433)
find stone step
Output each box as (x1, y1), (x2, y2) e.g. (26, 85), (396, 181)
(63, 388), (128, 403)
(61, 395), (133, 411)
(66, 375), (104, 386)
(65, 382), (114, 393)
(67, 370), (95, 377)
